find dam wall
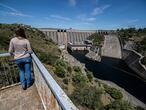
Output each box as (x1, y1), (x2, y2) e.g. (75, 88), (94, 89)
(122, 49), (146, 81)
(39, 28), (116, 46)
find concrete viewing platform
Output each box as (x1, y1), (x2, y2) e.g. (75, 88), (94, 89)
(0, 53), (78, 110)
(0, 84), (44, 110)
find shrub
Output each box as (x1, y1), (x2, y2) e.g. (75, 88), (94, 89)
(104, 85), (123, 100)
(72, 72), (86, 86)
(102, 100), (135, 110)
(67, 66), (72, 73)
(71, 85), (102, 110)
(135, 106), (145, 110)
(87, 71), (93, 82)
(63, 78), (69, 85)
(54, 66), (66, 78)
(0, 33), (11, 50)
(73, 66), (81, 72)
(55, 59), (67, 68)
(34, 49), (59, 65)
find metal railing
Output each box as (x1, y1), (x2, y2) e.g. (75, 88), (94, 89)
(31, 53), (78, 110)
(0, 53), (78, 110)
(0, 53), (19, 89)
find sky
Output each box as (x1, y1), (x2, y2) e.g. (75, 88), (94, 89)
(0, 0), (146, 29)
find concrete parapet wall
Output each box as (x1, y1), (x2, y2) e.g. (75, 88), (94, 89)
(122, 49), (146, 81)
(33, 61), (61, 110)
(31, 53), (78, 110)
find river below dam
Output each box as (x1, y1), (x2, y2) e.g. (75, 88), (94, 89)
(69, 50), (146, 104)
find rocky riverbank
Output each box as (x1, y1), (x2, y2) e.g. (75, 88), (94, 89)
(62, 50), (87, 75)
(98, 79), (146, 109)
(62, 50), (146, 109)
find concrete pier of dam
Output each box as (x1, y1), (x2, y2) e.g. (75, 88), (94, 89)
(102, 35), (122, 59)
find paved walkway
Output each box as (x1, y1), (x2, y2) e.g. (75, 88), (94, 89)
(102, 35), (122, 59)
(0, 84), (44, 110)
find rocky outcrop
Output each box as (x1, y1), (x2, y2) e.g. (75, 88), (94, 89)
(85, 47), (101, 62)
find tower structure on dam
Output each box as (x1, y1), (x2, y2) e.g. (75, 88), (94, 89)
(39, 28), (116, 46)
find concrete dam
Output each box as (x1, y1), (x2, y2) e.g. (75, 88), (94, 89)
(39, 28), (115, 46)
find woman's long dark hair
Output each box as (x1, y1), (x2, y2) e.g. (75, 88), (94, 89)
(15, 27), (26, 38)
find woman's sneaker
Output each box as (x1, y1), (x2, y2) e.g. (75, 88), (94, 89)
(22, 85), (27, 90)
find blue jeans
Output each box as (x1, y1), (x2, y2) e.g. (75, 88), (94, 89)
(15, 57), (32, 87)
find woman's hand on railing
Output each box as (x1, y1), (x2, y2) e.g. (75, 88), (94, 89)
(25, 51), (33, 54)
(10, 52), (14, 56)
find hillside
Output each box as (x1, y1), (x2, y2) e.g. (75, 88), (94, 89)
(117, 28), (146, 65)
(0, 23), (61, 65)
(117, 28), (146, 55)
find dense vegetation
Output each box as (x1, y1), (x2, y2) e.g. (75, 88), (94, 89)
(117, 28), (146, 55)
(53, 57), (143, 110)
(71, 85), (103, 109)
(87, 33), (104, 46)
(0, 24), (144, 110)
(0, 56), (19, 87)
(117, 28), (146, 66)
(101, 100), (145, 110)
(104, 84), (123, 100)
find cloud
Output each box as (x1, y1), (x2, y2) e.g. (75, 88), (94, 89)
(69, 0), (76, 7)
(83, 17), (96, 22)
(6, 12), (32, 17)
(50, 15), (72, 21)
(92, 4), (111, 15)
(0, 3), (18, 12)
(82, 22), (93, 25)
(77, 14), (96, 22)
(0, 3), (32, 17)
(127, 19), (139, 23)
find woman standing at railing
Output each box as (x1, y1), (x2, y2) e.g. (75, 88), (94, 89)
(8, 27), (33, 90)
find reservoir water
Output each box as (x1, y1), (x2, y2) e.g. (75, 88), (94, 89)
(69, 50), (146, 104)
